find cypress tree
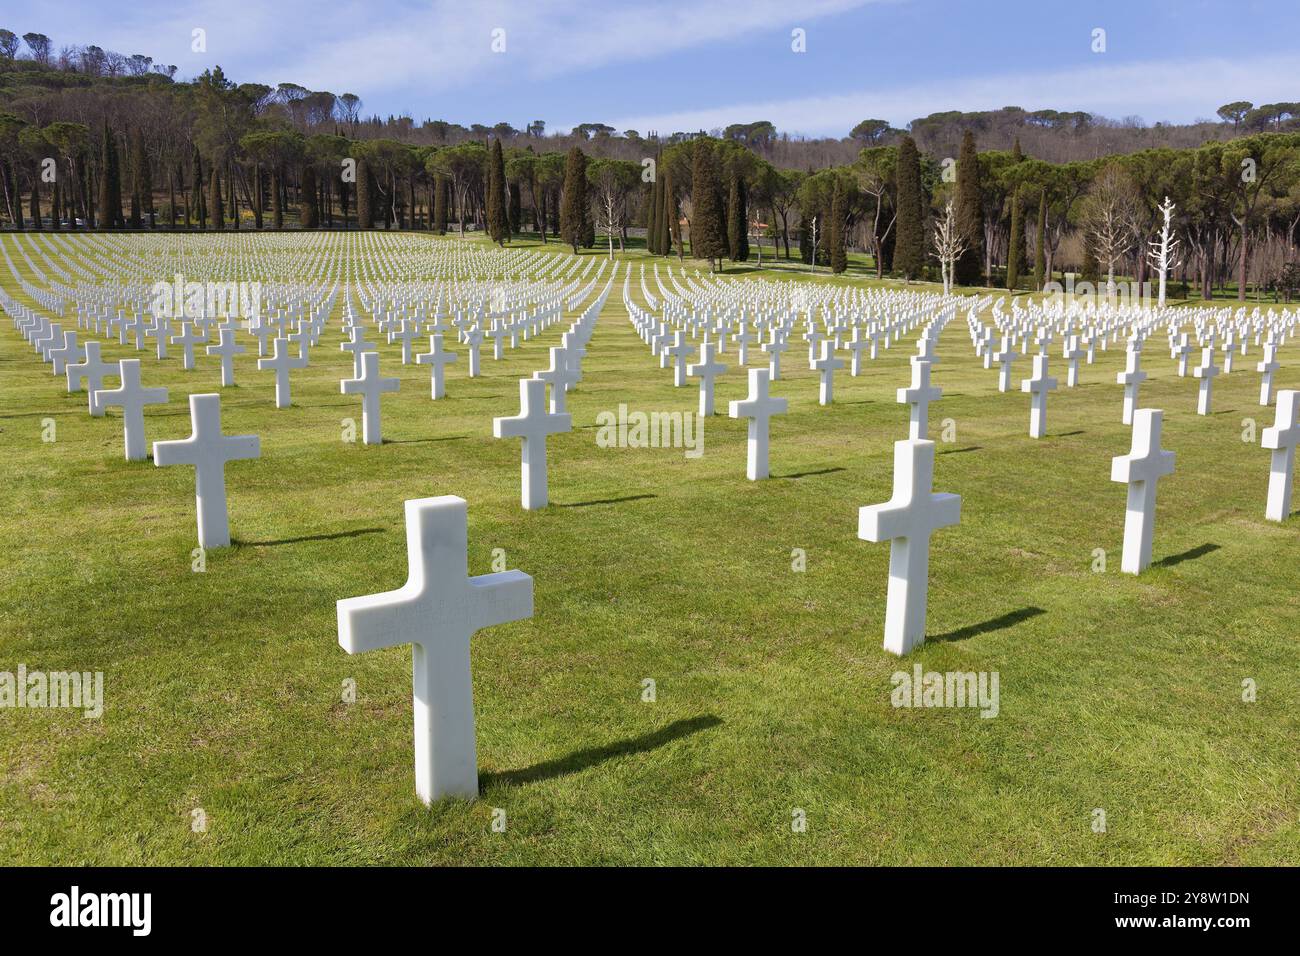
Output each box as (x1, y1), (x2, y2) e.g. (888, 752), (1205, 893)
(829, 178), (847, 274)
(1006, 186), (1023, 290)
(559, 146), (589, 253)
(97, 123), (120, 229)
(136, 133), (153, 227)
(1033, 188), (1047, 290)
(689, 144), (726, 270)
(29, 180), (41, 230)
(508, 182), (521, 236)
(129, 130), (147, 228)
(954, 130), (983, 286)
(728, 174), (749, 263)
(486, 138), (508, 245)
(209, 164), (223, 231)
(51, 179), (61, 230)
(893, 136), (924, 280)
(356, 159), (372, 229)
(665, 169), (682, 261)
(301, 164), (318, 228)
(192, 150), (205, 230)
(433, 173), (448, 234)
(647, 176), (661, 255)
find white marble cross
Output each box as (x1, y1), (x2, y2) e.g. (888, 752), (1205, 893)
(341, 328), (376, 378)
(1110, 408), (1175, 573)
(1262, 389), (1299, 522)
(153, 393), (260, 548)
(728, 367), (788, 480)
(1172, 332), (1192, 376)
(1116, 346), (1147, 425)
(899, 358), (941, 440)
(48, 331), (82, 376)
(258, 336), (309, 408)
(1063, 335), (1084, 387)
(847, 329), (871, 376)
(341, 350), (400, 445)
(666, 332), (693, 387)
(1193, 347), (1219, 415)
(336, 495), (533, 804)
(687, 341), (727, 416)
(171, 321), (206, 371)
(811, 341), (844, 406)
(993, 336), (1019, 393)
(66, 340), (115, 416)
(94, 359), (169, 461)
(1256, 343), (1280, 406)
(416, 333), (459, 400)
(858, 438), (961, 655)
(762, 336), (788, 381)
(534, 347), (578, 414)
(207, 328), (246, 387)
(493, 377), (572, 509)
(1021, 354), (1058, 439)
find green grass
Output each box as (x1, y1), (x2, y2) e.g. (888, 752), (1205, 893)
(1, 231), (1298, 865)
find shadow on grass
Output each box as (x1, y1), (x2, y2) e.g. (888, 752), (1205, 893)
(386, 435), (469, 444)
(481, 715), (722, 790)
(1055, 430), (1086, 437)
(1152, 542), (1220, 568)
(776, 467), (846, 479)
(931, 606), (1046, 644)
(239, 527), (384, 547)
(557, 494), (656, 508)
(939, 445), (982, 455)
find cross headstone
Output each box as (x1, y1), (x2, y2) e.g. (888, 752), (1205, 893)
(66, 340), (115, 416)
(1021, 354), (1058, 439)
(993, 337), (1019, 393)
(1193, 347), (1219, 415)
(258, 336), (309, 408)
(416, 334), (458, 400)
(341, 351), (400, 445)
(1256, 343), (1280, 406)
(207, 329), (246, 387)
(493, 377), (572, 509)
(811, 341), (844, 406)
(171, 321), (206, 371)
(93, 359), (169, 461)
(336, 495), (533, 804)
(687, 341), (727, 416)
(728, 367), (788, 480)
(1116, 346), (1147, 425)
(153, 393), (260, 548)
(898, 358), (941, 440)
(1262, 389), (1299, 522)
(858, 439), (961, 655)
(1109, 408), (1175, 573)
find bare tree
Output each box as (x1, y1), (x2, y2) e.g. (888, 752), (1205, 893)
(1146, 196), (1183, 307)
(930, 199), (967, 294)
(1082, 163), (1140, 297)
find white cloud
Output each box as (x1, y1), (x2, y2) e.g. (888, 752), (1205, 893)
(604, 53), (1300, 137)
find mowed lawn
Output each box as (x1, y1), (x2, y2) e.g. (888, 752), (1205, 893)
(1, 232), (1298, 866)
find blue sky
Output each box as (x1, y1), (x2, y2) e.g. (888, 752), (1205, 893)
(19, 0), (1300, 137)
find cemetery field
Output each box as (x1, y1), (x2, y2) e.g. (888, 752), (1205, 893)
(2, 232), (1299, 866)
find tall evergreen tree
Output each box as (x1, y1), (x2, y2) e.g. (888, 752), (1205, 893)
(356, 159), (372, 229)
(893, 136), (925, 280)
(300, 164), (318, 228)
(665, 169), (682, 261)
(133, 131), (153, 227)
(486, 138), (509, 245)
(1006, 186), (1023, 290)
(559, 146), (589, 253)
(1033, 188), (1047, 290)
(192, 149), (205, 230)
(508, 182), (521, 236)
(953, 130), (983, 285)
(728, 174), (749, 262)
(829, 178), (847, 274)
(647, 175), (661, 255)
(97, 123), (122, 229)
(433, 172), (448, 234)
(209, 164), (223, 231)
(29, 181), (41, 230)
(690, 144), (726, 270)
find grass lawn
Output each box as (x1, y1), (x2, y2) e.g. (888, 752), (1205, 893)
(1, 230), (1298, 865)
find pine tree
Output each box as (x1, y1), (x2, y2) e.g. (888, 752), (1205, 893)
(209, 165), (223, 231)
(690, 144), (726, 270)
(893, 136), (925, 280)
(486, 138), (508, 245)
(829, 178), (847, 274)
(433, 173), (448, 234)
(1033, 188), (1047, 290)
(953, 130), (983, 285)
(559, 146), (589, 253)
(728, 174), (749, 262)
(356, 159), (372, 229)
(1006, 186), (1023, 290)
(301, 164), (318, 228)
